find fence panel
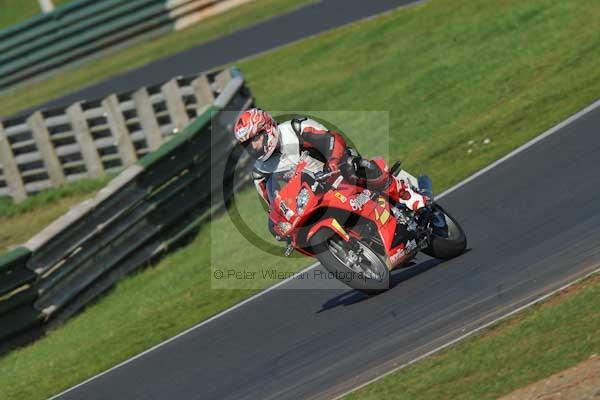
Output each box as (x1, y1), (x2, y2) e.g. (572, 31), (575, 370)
(0, 69), (238, 201)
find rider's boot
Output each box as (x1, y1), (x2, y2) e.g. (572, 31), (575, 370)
(386, 175), (432, 249)
(387, 175), (428, 211)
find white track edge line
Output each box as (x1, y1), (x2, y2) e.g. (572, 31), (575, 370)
(48, 262), (319, 399)
(49, 99), (600, 399)
(334, 265), (600, 399)
(437, 98), (600, 199)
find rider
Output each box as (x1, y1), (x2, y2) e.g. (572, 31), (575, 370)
(233, 108), (428, 218)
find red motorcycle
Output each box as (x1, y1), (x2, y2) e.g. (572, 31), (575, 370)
(268, 153), (467, 293)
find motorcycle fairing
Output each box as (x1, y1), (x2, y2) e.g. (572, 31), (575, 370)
(267, 160), (418, 268)
(316, 180), (415, 268)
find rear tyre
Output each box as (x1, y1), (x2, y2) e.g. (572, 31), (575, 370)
(422, 205), (467, 260)
(309, 229), (390, 294)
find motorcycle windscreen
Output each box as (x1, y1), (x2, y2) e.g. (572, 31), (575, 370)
(266, 170), (294, 204)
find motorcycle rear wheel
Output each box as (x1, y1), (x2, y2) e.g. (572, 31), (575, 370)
(422, 205), (467, 260)
(309, 229), (390, 294)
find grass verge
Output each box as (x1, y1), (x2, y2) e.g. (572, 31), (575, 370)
(344, 272), (600, 399)
(0, 0), (72, 30)
(0, 0), (599, 398)
(0, 0), (316, 118)
(0, 176), (111, 252)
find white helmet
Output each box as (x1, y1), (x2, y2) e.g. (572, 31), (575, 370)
(234, 108), (279, 161)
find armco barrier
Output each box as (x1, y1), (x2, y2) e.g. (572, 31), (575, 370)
(0, 0), (253, 91)
(0, 69), (253, 352)
(0, 247), (41, 343)
(0, 68), (236, 202)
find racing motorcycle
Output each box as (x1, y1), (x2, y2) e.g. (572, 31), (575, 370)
(268, 152), (467, 293)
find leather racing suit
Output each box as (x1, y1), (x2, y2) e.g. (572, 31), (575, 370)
(251, 117), (428, 212)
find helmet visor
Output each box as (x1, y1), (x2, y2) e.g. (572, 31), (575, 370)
(242, 130), (268, 159)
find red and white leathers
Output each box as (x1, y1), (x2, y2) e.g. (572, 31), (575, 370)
(390, 176), (428, 211)
(249, 116), (427, 212)
(252, 117), (347, 204)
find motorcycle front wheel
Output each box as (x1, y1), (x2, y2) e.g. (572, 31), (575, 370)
(422, 204), (467, 260)
(309, 229), (390, 294)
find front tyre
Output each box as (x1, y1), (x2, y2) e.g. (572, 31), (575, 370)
(309, 229), (390, 294)
(422, 205), (467, 260)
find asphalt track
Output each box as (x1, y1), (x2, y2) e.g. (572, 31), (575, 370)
(52, 96), (600, 399)
(14, 0), (419, 119)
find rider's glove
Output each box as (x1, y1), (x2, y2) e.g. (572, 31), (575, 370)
(327, 161), (340, 174)
(350, 156), (377, 174)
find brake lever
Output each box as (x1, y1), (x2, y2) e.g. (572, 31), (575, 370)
(315, 169), (341, 182)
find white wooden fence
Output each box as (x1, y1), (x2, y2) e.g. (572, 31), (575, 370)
(0, 68), (236, 202)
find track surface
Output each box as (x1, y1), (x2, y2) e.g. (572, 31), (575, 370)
(14, 0), (418, 118)
(54, 97), (600, 399)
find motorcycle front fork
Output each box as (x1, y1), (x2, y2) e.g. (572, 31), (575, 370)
(284, 238), (294, 257)
(391, 203), (431, 250)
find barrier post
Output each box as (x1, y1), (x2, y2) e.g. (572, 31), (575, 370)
(133, 87), (163, 151)
(102, 94), (138, 167)
(28, 111), (66, 186)
(192, 74), (215, 114)
(67, 102), (105, 178)
(0, 122), (27, 202)
(162, 79), (190, 133)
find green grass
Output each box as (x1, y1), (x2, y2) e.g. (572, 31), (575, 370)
(344, 273), (600, 400)
(0, 176), (111, 252)
(0, 0), (317, 118)
(1, 0), (600, 398)
(0, 0), (72, 30)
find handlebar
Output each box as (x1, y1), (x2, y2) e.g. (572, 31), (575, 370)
(315, 169), (341, 182)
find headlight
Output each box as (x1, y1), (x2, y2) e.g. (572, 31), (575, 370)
(277, 222), (292, 234)
(296, 188), (310, 214)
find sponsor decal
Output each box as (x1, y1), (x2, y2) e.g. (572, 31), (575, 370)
(350, 189), (372, 211)
(279, 201), (295, 220)
(334, 192), (347, 203)
(390, 239), (418, 265)
(390, 248), (406, 264)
